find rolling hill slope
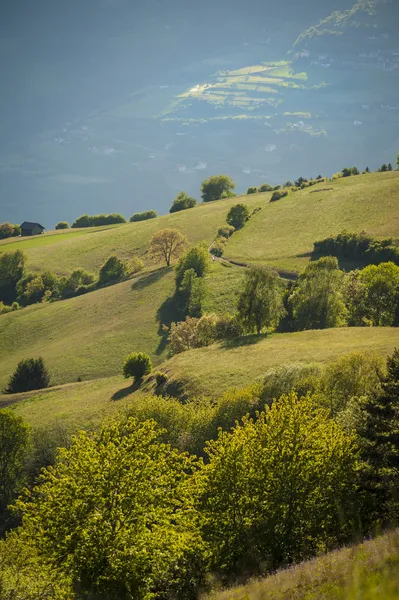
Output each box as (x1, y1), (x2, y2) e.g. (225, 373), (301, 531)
(1, 327), (397, 428)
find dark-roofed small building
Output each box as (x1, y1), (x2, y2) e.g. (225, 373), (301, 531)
(20, 222), (45, 237)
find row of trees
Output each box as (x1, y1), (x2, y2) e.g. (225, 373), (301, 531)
(1, 348), (398, 597)
(313, 230), (399, 267)
(0, 223), (21, 240)
(0, 249), (143, 308)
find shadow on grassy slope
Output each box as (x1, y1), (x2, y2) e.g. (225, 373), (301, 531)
(131, 266), (171, 291)
(221, 333), (269, 349)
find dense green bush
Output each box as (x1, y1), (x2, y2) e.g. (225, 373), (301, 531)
(258, 183), (273, 192)
(175, 244), (210, 286)
(129, 210), (158, 222)
(169, 192), (197, 213)
(55, 221), (70, 230)
(201, 175), (236, 202)
(246, 186), (258, 194)
(217, 225), (235, 239)
(72, 213), (126, 228)
(200, 392), (358, 573)
(123, 352), (152, 382)
(17, 270), (60, 305)
(0, 222), (20, 239)
(154, 371), (169, 387)
(342, 166), (360, 177)
(313, 230), (399, 267)
(226, 203), (250, 230)
(237, 266), (284, 334)
(58, 269), (95, 299)
(270, 189), (288, 202)
(98, 255), (128, 285)
(6, 357), (50, 394)
(0, 249), (26, 304)
(210, 238), (226, 257)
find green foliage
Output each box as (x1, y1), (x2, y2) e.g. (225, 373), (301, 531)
(127, 256), (144, 274)
(6, 357), (50, 394)
(201, 175), (236, 203)
(261, 362), (322, 405)
(342, 166), (360, 177)
(179, 268), (207, 317)
(58, 268), (95, 299)
(237, 266), (284, 334)
(0, 222), (20, 240)
(72, 213), (127, 228)
(0, 410), (30, 533)
(246, 186), (258, 194)
(154, 371), (168, 387)
(0, 532), (72, 599)
(169, 191), (197, 213)
(359, 349), (399, 528)
(15, 418), (204, 600)
(270, 189), (289, 202)
(129, 210), (158, 222)
(258, 183), (273, 192)
(356, 262), (399, 326)
(396, 151), (399, 170)
(214, 313), (243, 339)
(175, 244), (210, 286)
(123, 352), (152, 381)
(55, 221), (70, 230)
(319, 351), (386, 417)
(217, 225), (235, 239)
(209, 239), (226, 257)
(226, 204), (250, 230)
(17, 270), (60, 305)
(0, 249), (26, 304)
(167, 313), (241, 356)
(168, 317), (200, 355)
(150, 228), (188, 266)
(290, 257), (347, 330)
(314, 230), (399, 267)
(200, 392), (357, 573)
(98, 255), (128, 285)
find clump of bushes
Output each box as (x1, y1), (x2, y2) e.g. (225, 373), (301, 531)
(168, 313), (243, 355)
(226, 204), (250, 230)
(246, 186), (258, 194)
(270, 189), (289, 202)
(154, 371), (169, 387)
(72, 213), (127, 228)
(169, 192), (197, 213)
(130, 210), (158, 222)
(0, 301), (19, 315)
(342, 166), (360, 177)
(98, 256), (128, 285)
(258, 183), (273, 192)
(55, 222), (70, 230)
(5, 357), (50, 393)
(123, 352), (152, 382)
(313, 230), (399, 267)
(210, 239), (226, 257)
(0, 223), (21, 240)
(217, 225), (235, 239)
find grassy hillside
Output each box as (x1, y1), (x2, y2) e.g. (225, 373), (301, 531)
(0, 261), (245, 391)
(2, 173), (398, 277)
(2, 328), (396, 429)
(0, 195), (264, 275)
(163, 327), (399, 398)
(206, 529), (399, 600)
(225, 171), (399, 272)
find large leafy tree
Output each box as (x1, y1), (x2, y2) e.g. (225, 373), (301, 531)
(237, 266), (283, 334)
(201, 175), (236, 203)
(226, 204), (249, 229)
(150, 228), (188, 266)
(15, 418), (204, 600)
(290, 256), (347, 330)
(0, 410), (30, 534)
(357, 262), (399, 326)
(0, 249), (26, 304)
(175, 243), (210, 287)
(200, 393), (358, 573)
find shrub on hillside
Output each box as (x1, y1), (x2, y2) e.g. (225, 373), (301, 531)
(6, 358), (50, 394)
(123, 352), (152, 382)
(169, 192), (197, 213)
(154, 371), (169, 387)
(217, 225), (235, 239)
(98, 256), (128, 285)
(226, 204), (250, 230)
(128, 256), (144, 274)
(201, 175), (236, 202)
(209, 239), (226, 257)
(214, 314), (243, 339)
(72, 213), (126, 228)
(55, 222), (70, 230)
(313, 230), (399, 267)
(129, 210), (158, 222)
(246, 186), (258, 194)
(342, 167), (359, 177)
(0, 223), (20, 240)
(0, 250), (26, 304)
(270, 189), (288, 202)
(258, 183), (273, 192)
(175, 244), (210, 287)
(58, 269), (95, 299)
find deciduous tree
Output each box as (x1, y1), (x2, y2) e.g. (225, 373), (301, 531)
(237, 266), (283, 334)
(201, 175), (236, 203)
(150, 228), (188, 266)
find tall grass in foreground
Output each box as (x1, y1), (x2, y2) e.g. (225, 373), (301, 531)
(205, 529), (399, 600)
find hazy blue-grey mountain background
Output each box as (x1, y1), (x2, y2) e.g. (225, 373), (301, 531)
(0, 0), (398, 227)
